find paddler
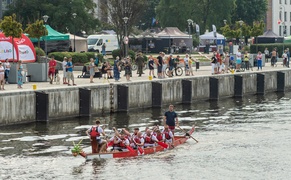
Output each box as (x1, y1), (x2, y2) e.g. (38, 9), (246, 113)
(86, 120), (106, 153)
(143, 129), (159, 148)
(162, 125), (174, 147)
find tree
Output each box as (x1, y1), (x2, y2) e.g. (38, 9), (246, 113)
(4, 0), (98, 35)
(25, 20), (48, 49)
(232, 0), (268, 25)
(100, 0), (148, 57)
(156, 0), (235, 34)
(0, 14), (23, 62)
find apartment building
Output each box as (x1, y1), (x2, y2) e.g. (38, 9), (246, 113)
(266, 0), (291, 36)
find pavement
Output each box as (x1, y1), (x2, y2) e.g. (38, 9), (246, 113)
(0, 62), (288, 92)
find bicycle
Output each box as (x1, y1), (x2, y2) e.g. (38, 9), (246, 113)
(131, 63), (147, 71)
(165, 65), (183, 77)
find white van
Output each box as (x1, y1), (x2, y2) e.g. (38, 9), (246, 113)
(87, 34), (119, 53)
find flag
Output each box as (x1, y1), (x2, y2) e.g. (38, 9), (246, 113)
(212, 24), (217, 38)
(278, 19), (282, 25)
(196, 24), (200, 33)
(152, 18), (156, 26)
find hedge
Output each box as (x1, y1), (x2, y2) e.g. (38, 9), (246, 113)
(250, 43), (291, 55)
(48, 52), (103, 64)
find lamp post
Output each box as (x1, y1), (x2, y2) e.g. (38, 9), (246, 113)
(123, 17), (129, 57)
(72, 13), (77, 52)
(43, 15), (49, 81)
(187, 19), (193, 55)
(239, 20), (244, 47)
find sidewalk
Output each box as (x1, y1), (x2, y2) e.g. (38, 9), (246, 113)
(0, 62), (288, 92)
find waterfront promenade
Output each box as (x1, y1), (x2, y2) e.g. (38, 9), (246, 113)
(0, 62), (287, 92)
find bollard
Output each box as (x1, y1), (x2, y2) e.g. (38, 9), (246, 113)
(32, 84), (37, 90)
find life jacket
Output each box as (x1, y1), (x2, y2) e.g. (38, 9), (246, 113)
(145, 135), (154, 144)
(118, 139), (127, 148)
(164, 130), (172, 140)
(134, 136), (142, 144)
(156, 134), (163, 141)
(90, 126), (100, 138)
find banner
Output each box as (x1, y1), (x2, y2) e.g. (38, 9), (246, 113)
(0, 33), (36, 62)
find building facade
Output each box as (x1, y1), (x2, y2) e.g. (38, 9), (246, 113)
(0, 0), (13, 19)
(267, 0), (291, 36)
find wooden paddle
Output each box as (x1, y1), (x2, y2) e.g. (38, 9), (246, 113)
(132, 138), (144, 155)
(176, 125), (198, 143)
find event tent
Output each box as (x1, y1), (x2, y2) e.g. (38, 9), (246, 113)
(0, 33), (36, 62)
(66, 33), (88, 52)
(30, 25), (69, 42)
(255, 29), (283, 44)
(199, 31), (225, 45)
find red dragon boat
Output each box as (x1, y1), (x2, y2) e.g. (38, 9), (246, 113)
(78, 126), (195, 160)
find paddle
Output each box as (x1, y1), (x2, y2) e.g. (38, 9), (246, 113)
(126, 145), (135, 153)
(132, 138), (144, 155)
(176, 125), (198, 143)
(157, 141), (168, 149)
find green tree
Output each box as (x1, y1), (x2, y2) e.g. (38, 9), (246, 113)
(0, 14), (23, 62)
(25, 20), (48, 49)
(232, 0), (268, 25)
(156, 0), (235, 34)
(4, 0), (98, 35)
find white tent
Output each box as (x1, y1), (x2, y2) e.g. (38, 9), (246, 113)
(199, 31), (225, 40)
(66, 33), (88, 52)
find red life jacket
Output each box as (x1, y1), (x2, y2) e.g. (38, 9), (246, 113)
(164, 130), (172, 140)
(156, 134), (163, 141)
(90, 126), (100, 138)
(145, 135), (154, 144)
(134, 136), (142, 144)
(118, 139), (127, 147)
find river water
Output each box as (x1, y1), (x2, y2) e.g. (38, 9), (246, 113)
(1, 92), (291, 180)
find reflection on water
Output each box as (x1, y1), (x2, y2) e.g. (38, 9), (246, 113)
(1, 92), (291, 179)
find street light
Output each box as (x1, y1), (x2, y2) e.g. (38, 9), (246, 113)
(123, 17), (129, 57)
(43, 15), (49, 81)
(72, 13), (77, 52)
(187, 19), (193, 55)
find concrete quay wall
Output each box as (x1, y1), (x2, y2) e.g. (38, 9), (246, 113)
(0, 70), (290, 125)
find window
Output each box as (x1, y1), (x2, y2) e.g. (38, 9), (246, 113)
(279, 26), (282, 36)
(290, 26), (291, 35)
(290, 12), (291, 21)
(285, 0), (287, 4)
(280, 12), (282, 20)
(280, 0), (282, 4)
(285, 12), (287, 21)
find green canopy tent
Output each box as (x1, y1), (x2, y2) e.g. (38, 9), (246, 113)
(29, 25), (69, 42)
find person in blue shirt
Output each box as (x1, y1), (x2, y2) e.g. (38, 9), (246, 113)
(66, 57), (77, 86)
(163, 104), (179, 134)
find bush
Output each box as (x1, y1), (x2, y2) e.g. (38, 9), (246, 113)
(250, 43), (291, 55)
(112, 49), (121, 59)
(128, 50), (136, 60)
(35, 47), (45, 56)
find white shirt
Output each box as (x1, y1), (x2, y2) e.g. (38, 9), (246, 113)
(184, 57), (189, 65)
(62, 61), (67, 69)
(236, 52), (242, 60)
(3, 62), (10, 70)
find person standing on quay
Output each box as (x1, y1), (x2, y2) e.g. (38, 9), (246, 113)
(124, 57), (132, 81)
(157, 52), (163, 78)
(48, 56), (57, 84)
(17, 60), (25, 89)
(163, 104), (179, 134)
(62, 57), (68, 84)
(136, 53), (144, 77)
(89, 58), (95, 83)
(0, 62), (5, 90)
(257, 51), (263, 71)
(148, 55), (156, 78)
(3, 58), (10, 84)
(66, 57), (77, 86)
(113, 56), (121, 82)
